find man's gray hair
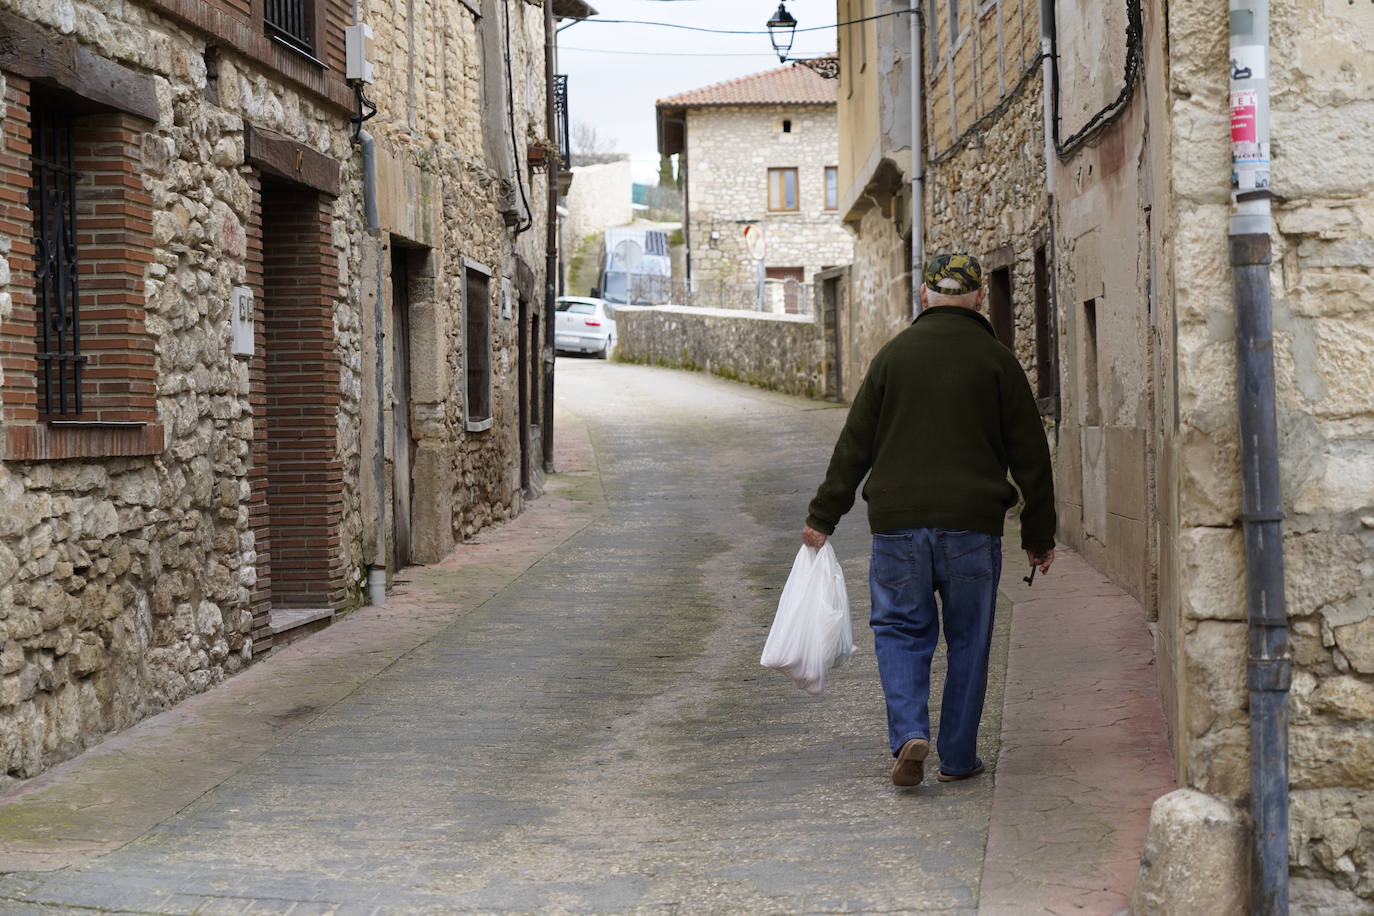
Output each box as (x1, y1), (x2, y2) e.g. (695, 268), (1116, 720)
(923, 287), (981, 308)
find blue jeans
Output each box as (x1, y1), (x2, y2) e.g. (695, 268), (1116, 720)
(869, 527), (1002, 776)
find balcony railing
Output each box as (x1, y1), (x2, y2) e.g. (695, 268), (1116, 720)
(554, 75), (569, 165)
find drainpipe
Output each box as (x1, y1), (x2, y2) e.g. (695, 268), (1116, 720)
(542, 0), (557, 473)
(1229, 0), (1288, 911)
(360, 132), (388, 606)
(1040, 0), (1060, 428)
(355, 0), (387, 605)
(908, 0), (923, 318)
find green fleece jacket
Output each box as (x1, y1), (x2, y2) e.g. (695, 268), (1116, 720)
(805, 306), (1056, 550)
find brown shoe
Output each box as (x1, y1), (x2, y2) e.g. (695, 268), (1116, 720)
(936, 759), (985, 782)
(891, 738), (930, 787)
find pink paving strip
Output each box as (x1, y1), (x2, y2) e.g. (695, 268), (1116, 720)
(979, 544), (1177, 914)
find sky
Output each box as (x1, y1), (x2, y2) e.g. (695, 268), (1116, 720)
(557, 0), (839, 184)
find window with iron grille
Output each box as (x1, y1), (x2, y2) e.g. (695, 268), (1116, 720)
(29, 97), (84, 417)
(265, 0), (315, 55)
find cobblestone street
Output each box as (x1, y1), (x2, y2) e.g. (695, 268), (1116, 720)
(0, 360), (1169, 914)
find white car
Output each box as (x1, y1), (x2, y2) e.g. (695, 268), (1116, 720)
(555, 297), (617, 358)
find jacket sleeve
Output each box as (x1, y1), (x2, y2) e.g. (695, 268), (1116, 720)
(1001, 357), (1057, 550)
(805, 363), (883, 535)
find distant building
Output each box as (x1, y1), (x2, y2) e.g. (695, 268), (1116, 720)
(656, 62), (852, 312)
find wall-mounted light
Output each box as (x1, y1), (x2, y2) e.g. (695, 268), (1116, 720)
(766, 3), (797, 63)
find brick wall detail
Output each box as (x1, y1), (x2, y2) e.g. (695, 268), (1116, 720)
(0, 83), (163, 459)
(257, 184), (345, 611)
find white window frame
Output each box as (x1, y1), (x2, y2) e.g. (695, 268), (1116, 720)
(461, 258), (495, 433)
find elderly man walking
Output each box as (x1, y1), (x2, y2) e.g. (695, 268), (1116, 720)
(802, 253), (1056, 787)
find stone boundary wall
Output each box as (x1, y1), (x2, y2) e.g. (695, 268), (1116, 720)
(613, 305), (827, 400)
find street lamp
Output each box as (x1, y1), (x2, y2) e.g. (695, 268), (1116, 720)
(766, 2), (797, 62)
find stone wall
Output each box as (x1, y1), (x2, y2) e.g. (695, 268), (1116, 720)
(0, 0), (550, 781)
(685, 104), (852, 296)
(924, 76), (1050, 392)
(360, 0), (549, 561)
(840, 205), (913, 400)
(842, 0), (1050, 405)
(1151, 0), (1374, 907)
(0, 0), (361, 780)
(613, 305), (828, 400)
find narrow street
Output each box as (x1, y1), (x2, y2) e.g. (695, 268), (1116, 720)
(0, 360), (1166, 914)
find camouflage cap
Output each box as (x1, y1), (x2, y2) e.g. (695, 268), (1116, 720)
(922, 252), (983, 294)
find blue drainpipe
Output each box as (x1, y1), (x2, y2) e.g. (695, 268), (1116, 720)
(1229, 0), (1289, 910)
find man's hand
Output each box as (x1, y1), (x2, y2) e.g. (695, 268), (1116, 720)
(802, 525), (828, 548)
(1025, 547), (1055, 575)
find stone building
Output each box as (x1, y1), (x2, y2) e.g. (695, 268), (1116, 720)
(656, 63), (853, 312)
(0, 0), (567, 780)
(833, 0), (1049, 402)
(838, 0), (1374, 908)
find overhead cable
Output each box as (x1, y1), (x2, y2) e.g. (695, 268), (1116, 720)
(562, 9), (907, 34)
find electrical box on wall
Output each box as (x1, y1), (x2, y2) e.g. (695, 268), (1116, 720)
(231, 286), (254, 358)
(346, 23), (374, 83)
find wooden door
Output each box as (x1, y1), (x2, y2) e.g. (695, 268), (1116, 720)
(390, 249), (414, 569)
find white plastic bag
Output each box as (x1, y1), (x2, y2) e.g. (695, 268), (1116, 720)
(760, 543), (855, 695)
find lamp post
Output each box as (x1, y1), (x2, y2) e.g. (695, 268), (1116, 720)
(766, 3), (797, 62)
(767, 5), (839, 79)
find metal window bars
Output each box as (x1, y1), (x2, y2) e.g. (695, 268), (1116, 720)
(30, 100), (83, 416)
(265, 0), (314, 55)
(553, 75), (569, 165)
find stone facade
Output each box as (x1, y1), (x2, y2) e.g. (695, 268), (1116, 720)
(840, 205), (913, 400)
(1140, 0), (1374, 908)
(683, 104), (853, 301)
(924, 85), (1051, 398)
(657, 65), (854, 313)
(359, 0), (552, 565)
(0, 0), (554, 781)
(841, 0), (1050, 401)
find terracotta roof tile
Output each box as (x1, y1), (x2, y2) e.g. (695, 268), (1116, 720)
(656, 60), (837, 108)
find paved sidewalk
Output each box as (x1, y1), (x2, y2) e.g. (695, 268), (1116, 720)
(983, 544), (1176, 913)
(0, 361), (1173, 914)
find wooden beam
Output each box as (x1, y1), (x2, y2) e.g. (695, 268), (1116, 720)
(244, 123), (341, 197)
(73, 46), (160, 122)
(0, 12), (158, 122)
